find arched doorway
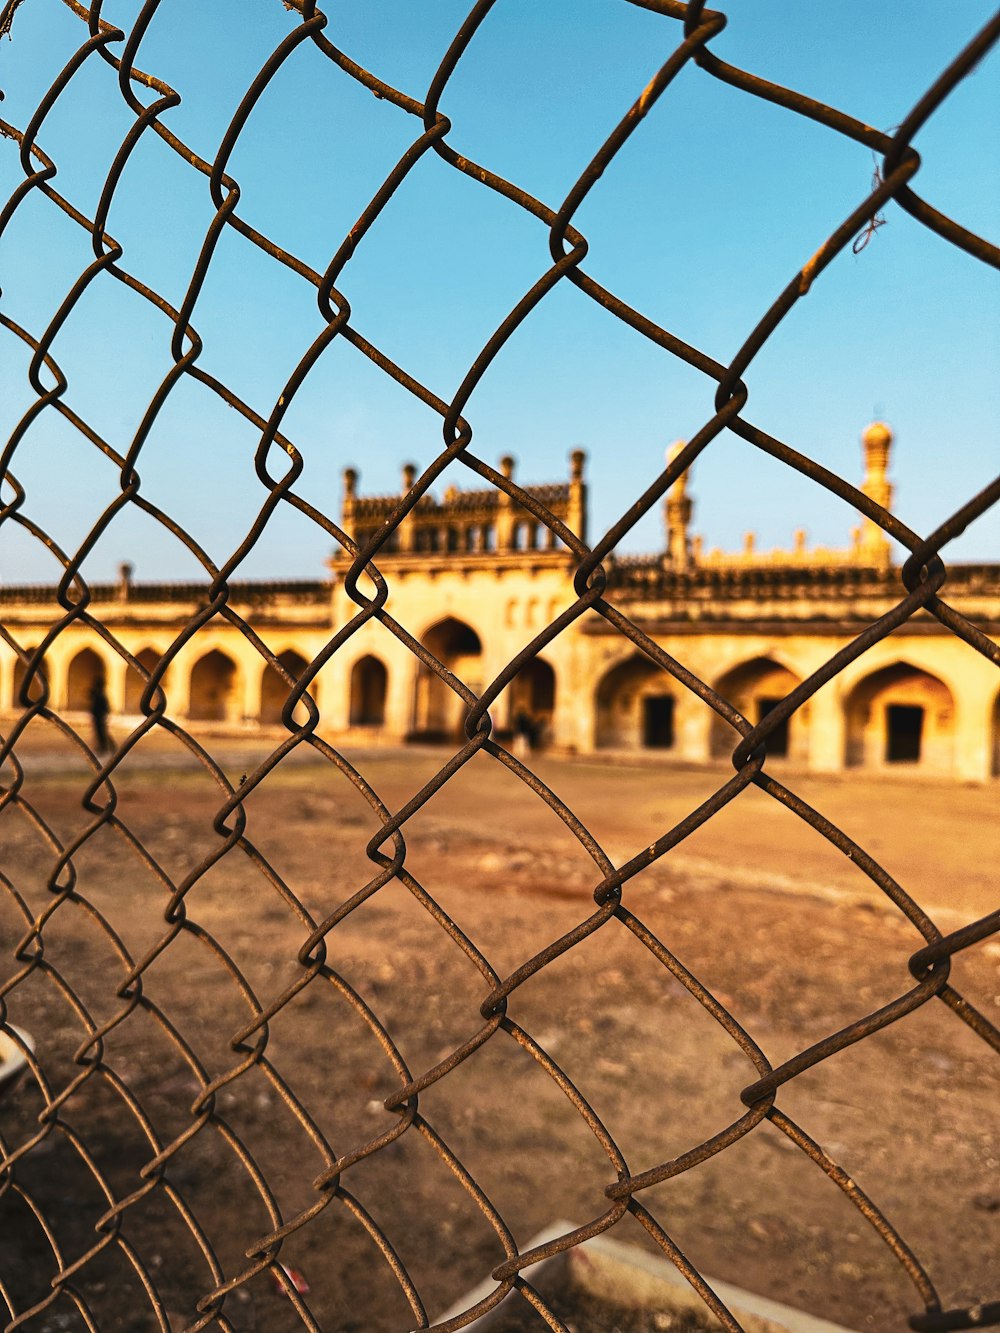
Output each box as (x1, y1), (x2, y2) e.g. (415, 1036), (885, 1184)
(509, 658), (556, 749)
(67, 647), (107, 712)
(595, 654), (676, 750)
(189, 650), (239, 723)
(260, 650), (309, 726)
(710, 657), (804, 761)
(844, 663), (955, 774)
(350, 656), (388, 727)
(125, 648), (162, 715)
(11, 648), (45, 708)
(413, 618), (482, 741)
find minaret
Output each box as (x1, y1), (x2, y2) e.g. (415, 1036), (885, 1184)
(341, 467), (358, 545)
(495, 454), (516, 551)
(664, 441), (693, 568)
(857, 421), (894, 565)
(399, 462), (417, 551)
(117, 561), (133, 602)
(568, 448), (587, 543)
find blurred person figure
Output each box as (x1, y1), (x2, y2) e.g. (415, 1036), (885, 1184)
(513, 710), (534, 760)
(89, 678), (112, 753)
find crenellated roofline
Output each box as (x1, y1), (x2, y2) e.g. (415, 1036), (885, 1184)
(1, 562), (997, 606)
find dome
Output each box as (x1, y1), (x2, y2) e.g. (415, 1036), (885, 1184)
(862, 420), (893, 449)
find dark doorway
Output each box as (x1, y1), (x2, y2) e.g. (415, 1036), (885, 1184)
(757, 696), (789, 757)
(886, 704), (923, 762)
(350, 656), (388, 726)
(643, 696), (675, 749)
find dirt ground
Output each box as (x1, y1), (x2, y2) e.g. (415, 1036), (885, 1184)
(0, 725), (997, 1333)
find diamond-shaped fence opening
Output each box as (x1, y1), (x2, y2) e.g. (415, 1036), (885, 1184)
(1, 2), (998, 1332)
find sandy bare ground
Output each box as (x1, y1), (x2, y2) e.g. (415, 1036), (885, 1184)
(1, 725), (997, 1332)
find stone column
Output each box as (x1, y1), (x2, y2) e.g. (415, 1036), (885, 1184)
(806, 682), (845, 774)
(172, 652), (192, 719)
(953, 685), (994, 783)
(106, 657), (128, 715)
(319, 651), (351, 733)
(675, 694), (711, 763)
(240, 658), (261, 724)
(551, 648), (597, 754)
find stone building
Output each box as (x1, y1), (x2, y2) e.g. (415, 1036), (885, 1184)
(2, 424), (998, 780)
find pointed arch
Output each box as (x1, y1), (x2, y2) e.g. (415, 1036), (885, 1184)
(67, 647), (108, 712)
(844, 662), (955, 773)
(350, 655), (388, 727)
(260, 650), (310, 726)
(509, 657), (556, 749)
(709, 657), (804, 761)
(11, 647), (46, 708)
(189, 649), (239, 723)
(412, 617), (482, 741)
(125, 647), (162, 714)
(595, 653), (676, 750)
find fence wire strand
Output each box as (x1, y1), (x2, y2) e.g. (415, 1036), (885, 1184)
(0, 1), (998, 1331)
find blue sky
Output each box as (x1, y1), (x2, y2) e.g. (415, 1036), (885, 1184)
(1, 0), (997, 583)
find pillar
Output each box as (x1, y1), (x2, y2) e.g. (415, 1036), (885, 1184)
(675, 695), (711, 763)
(953, 688), (994, 784)
(106, 657), (128, 715)
(806, 682), (845, 774)
(384, 651), (415, 741)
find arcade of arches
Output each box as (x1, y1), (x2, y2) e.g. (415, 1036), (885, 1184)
(9, 630), (994, 781)
(2, 428), (997, 778)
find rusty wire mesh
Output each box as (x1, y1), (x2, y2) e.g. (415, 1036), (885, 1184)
(1, 1), (999, 1330)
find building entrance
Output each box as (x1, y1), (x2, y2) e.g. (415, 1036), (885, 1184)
(757, 696), (789, 757)
(642, 696), (675, 748)
(886, 704), (924, 763)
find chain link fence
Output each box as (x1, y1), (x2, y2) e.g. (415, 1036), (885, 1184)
(1, 2), (998, 1330)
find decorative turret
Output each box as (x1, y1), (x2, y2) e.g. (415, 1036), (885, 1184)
(856, 421), (894, 565)
(664, 441), (693, 568)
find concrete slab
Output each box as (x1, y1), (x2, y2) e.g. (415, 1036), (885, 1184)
(435, 1221), (860, 1332)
